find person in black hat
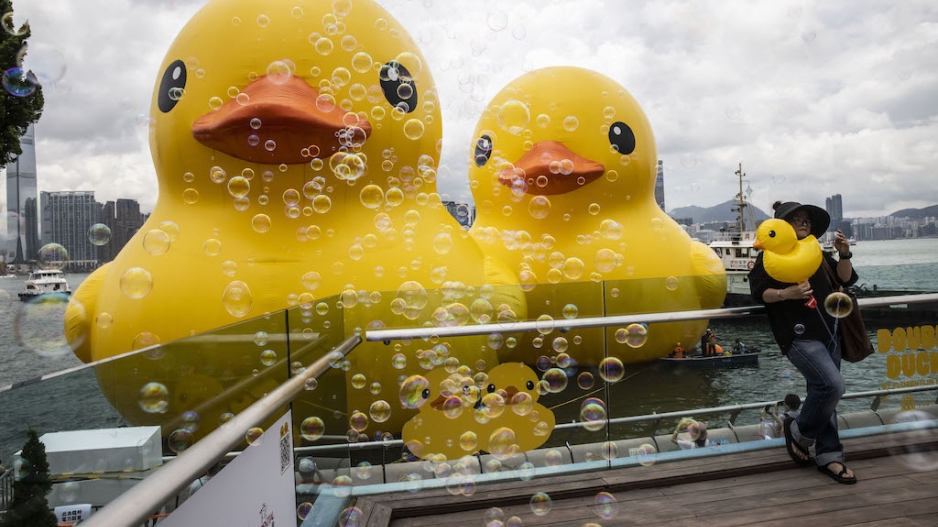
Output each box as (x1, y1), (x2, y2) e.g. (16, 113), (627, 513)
(747, 200), (859, 484)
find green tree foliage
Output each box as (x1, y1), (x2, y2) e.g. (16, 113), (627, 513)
(0, 430), (57, 527)
(1, 0), (44, 167)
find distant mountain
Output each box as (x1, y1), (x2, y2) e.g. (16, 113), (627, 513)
(669, 199), (771, 225)
(889, 204), (938, 219)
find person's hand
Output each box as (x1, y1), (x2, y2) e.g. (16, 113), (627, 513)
(833, 229), (850, 256)
(785, 281), (813, 300)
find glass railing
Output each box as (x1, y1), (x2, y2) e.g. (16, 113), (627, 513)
(2, 282), (937, 524)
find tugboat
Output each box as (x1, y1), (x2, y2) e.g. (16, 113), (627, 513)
(18, 269), (72, 301)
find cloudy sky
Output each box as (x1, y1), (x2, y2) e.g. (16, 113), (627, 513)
(6, 0), (938, 221)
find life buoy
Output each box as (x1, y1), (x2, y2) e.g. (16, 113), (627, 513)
(747, 261), (754, 270)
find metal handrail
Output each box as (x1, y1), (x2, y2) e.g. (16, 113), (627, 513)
(287, 384), (938, 455)
(365, 292), (938, 342)
(80, 335), (362, 527)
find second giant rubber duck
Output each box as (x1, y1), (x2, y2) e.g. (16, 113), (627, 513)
(64, 0), (524, 438)
(468, 67), (726, 364)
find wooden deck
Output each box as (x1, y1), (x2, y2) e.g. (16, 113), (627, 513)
(354, 429), (938, 527)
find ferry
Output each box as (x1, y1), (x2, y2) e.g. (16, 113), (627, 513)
(18, 269), (72, 301)
(709, 163), (760, 306)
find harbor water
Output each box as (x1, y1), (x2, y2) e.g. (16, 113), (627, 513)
(1, 238), (937, 459)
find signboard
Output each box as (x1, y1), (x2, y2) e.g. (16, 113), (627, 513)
(55, 504), (92, 524)
(160, 411), (295, 527)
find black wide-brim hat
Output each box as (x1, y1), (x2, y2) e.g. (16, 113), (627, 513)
(774, 201), (830, 238)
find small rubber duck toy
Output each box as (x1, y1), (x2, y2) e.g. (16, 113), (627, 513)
(754, 218), (823, 306)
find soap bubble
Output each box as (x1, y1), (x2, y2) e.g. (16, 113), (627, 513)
(599, 357), (625, 382)
(168, 429), (193, 453)
(615, 323), (648, 348)
(88, 224), (111, 246)
(142, 229), (171, 256)
(245, 427), (264, 446)
(498, 100), (530, 135)
(300, 417), (325, 441)
(595, 492), (618, 519)
(120, 267), (153, 299)
(542, 368), (568, 393)
(222, 280), (252, 317)
(580, 398), (607, 432)
(2, 67), (38, 97)
(529, 492), (552, 516)
(399, 375), (430, 409)
(138, 382), (169, 413)
(823, 292), (853, 318)
(37, 243), (68, 270)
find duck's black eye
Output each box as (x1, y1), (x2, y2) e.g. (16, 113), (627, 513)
(474, 134), (493, 167)
(379, 61), (417, 113)
(421, 388), (430, 400)
(526, 380), (535, 390)
(158, 59), (187, 113)
(608, 121), (635, 155)
(487, 383), (496, 393)
(768, 230), (777, 238)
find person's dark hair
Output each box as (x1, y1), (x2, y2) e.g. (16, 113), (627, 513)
(784, 393), (802, 410)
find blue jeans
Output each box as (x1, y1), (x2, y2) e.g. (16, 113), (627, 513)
(786, 338), (846, 466)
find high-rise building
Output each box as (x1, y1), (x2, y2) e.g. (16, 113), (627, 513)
(41, 191), (98, 271)
(99, 198), (147, 263)
(5, 124), (40, 266)
(825, 194), (843, 230)
(655, 160), (665, 211)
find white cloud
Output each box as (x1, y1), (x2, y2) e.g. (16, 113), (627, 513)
(5, 0), (937, 219)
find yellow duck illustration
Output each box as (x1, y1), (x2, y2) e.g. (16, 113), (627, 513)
(63, 0), (524, 436)
(401, 367), (486, 461)
(753, 218), (822, 284)
(401, 362), (553, 461)
(467, 67), (725, 364)
(481, 362), (555, 455)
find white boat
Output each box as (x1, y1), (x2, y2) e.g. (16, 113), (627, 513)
(708, 163), (760, 306)
(18, 269), (72, 301)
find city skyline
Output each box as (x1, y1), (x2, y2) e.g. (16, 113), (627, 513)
(6, 0), (937, 219)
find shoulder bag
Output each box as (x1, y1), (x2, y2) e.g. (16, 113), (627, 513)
(821, 259), (874, 362)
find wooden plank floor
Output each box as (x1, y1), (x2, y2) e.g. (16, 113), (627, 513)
(353, 429), (938, 527)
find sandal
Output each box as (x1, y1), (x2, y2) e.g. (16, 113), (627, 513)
(817, 462), (857, 484)
(783, 416), (813, 466)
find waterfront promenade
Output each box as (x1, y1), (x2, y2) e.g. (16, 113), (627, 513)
(354, 428), (938, 527)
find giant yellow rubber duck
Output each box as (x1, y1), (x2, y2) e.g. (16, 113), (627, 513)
(468, 67), (725, 364)
(753, 219), (822, 284)
(64, 0), (524, 438)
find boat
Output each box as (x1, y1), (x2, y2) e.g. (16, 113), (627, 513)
(658, 348), (761, 367)
(18, 269), (72, 301)
(708, 163), (760, 306)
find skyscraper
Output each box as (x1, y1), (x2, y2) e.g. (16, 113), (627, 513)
(825, 194), (843, 231)
(5, 124), (40, 265)
(41, 191), (98, 271)
(655, 160), (665, 211)
(99, 198), (147, 263)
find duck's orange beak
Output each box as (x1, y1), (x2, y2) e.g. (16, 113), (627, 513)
(753, 240), (764, 250)
(192, 75), (371, 164)
(499, 140), (604, 195)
